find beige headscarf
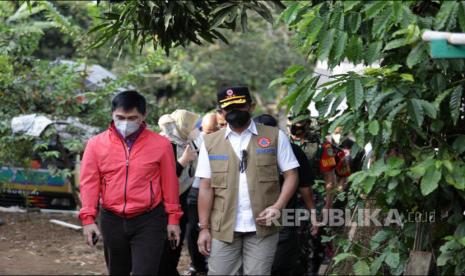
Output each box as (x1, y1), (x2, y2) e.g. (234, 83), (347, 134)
(158, 109), (200, 142)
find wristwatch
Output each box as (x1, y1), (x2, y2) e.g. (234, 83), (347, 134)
(197, 223), (210, 231)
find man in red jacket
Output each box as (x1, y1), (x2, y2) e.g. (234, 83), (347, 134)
(79, 90), (182, 275)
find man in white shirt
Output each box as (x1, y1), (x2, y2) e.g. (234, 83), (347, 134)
(196, 86), (299, 275)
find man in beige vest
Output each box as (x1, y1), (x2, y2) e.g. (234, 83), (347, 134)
(196, 86), (299, 275)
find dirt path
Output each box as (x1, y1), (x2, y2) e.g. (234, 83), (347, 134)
(0, 212), (190, 275)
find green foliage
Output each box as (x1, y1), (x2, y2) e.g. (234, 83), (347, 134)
(276, 0), (465, 274)
(89, 0), (285, 55)
(0, 1), (176, 171)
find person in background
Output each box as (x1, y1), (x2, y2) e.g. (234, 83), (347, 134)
(253, 114), (318, 276)
(216, 109), (227, 129)
(185, 113), (219, 276)
(196, 86), (299, 275)
(158, 109), (200, 276)
(287, 112), (339, 275)
(79, 90), (182, 275)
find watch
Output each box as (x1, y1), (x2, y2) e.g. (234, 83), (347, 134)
(197, 223), (210, 230)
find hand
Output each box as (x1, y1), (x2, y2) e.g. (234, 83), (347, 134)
(167, 224), (181, 247)
(197, 229), (211, 256)
(83, 223), (101, 247)
(178, 145), (198, 167)
(256, 206), (281, 226)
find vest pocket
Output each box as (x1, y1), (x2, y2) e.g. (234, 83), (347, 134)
(211, 211), (221, 231)
(257, 165), (279, 182)
(210, 160), (228, 188)
(211, 173), (227, 188)
(213, 197), (224, 211)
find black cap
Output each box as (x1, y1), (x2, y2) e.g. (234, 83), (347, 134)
(217, 86), (252, 109)
(253, 114), (278, 127)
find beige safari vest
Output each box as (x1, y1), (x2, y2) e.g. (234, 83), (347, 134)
(204, 124), (281, 243)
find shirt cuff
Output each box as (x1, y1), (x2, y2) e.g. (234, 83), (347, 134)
(168, 214), (181, 225)
(281, 161), (300, 172)
(165, 203), (183, 225)
(80, 215), (95, 226)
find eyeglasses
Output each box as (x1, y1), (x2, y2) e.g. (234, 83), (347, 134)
(239, 150), (248, 173)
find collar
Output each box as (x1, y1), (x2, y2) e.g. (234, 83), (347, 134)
(224, 120), (258, 139)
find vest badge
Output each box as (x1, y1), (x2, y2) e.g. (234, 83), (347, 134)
(258, 137), (271, 148)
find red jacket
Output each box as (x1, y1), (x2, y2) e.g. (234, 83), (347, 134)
(79, 124), (183, 225)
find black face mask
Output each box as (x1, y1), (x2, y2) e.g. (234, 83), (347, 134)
(225, 110), (251, 128)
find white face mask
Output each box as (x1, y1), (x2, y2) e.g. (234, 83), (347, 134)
(161, 123), (185, 145)
(114, 118), (140, 138)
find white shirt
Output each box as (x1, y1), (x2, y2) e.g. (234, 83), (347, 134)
(195, 121), (299, 232)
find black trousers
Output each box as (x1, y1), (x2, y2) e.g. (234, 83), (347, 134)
(186, 187), (208, 273)
(99, 204), (166, 276)
(271, 227), (302, 276)
(158, 190), (189, 276)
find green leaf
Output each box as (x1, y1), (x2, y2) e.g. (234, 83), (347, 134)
(330, 10), (344, 30)
(387, 156), (405, 169)
(453, 135), (465, 155)
(410, 158), (435, 178)
(371, 254), (385, 274)
(370, 230), (392, 250)
(384, 38), (408, 51)
(434, 88), (452, 109)
(385, 252), (400, 269)
(408, 99), (424, 127)
(211, 6), (235, 29)
(400, 73), (414, 82)
(347, 13), (361, 34)
(418, 99), (437, 119)
(450, 86), (463, 125)
(365, 41), (382, 64)
(382, 120), (393, 143)
(421, 168), (441, 196)
(356, 121), (366, 147)
(454, 222), (465, 238)
(354, 260), (371, 275)
(268, 77), (289, 88)
(317, 28), (336, 61)
(240, 7), (248, 32)
(372, 7), (392, 39)
(363, 176), (376, 194)
(347, 79), (364, 110)
(333, 253), (357, 266)
(284, 65), (304, 76)
(321, 235), (335, 243)
(458, 3), (465, 32)
(407, 42), (427, 68)
(280, 3), (300, 25)
(280, 85), (302, 107)
(369, 90), (395, 120)
(346, 36), (363, 63)
(364, 1), (387, 20)
(303, 17), (324, 49)
(294, 79), (318, 114)
(344, 1), (360, 12)
(329, 112), (354, 133)
(368, 120), (380, 135)
(434, 1), (459, 30)
(330, 31), (348, 66)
